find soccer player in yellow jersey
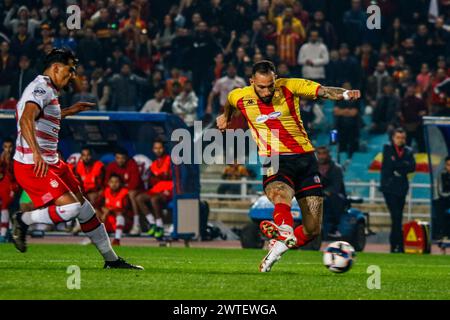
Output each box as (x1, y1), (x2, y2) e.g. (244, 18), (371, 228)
(216, 60), (360, 272)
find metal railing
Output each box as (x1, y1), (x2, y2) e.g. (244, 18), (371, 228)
(200, 178), (431, 220)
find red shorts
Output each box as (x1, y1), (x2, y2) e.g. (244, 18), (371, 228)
(104, 212), (132, 233)
(14, 160), (81, 208)
(0, 181), (15, 210)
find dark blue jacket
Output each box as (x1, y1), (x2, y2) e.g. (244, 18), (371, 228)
(380, 143), (416, 197)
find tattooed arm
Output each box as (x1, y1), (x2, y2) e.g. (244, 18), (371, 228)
(317, 86), (361, 101)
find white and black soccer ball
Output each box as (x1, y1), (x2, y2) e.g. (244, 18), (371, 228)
(323, 241), (355, 273)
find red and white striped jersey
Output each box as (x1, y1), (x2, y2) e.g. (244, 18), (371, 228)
(14, 75), (61, 165)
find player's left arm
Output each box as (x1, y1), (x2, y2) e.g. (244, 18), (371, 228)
(317, 86), (361, 101)
(61, 101), (96, 118)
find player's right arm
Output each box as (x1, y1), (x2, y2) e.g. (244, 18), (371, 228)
(19, 102), (48, 177)
(216, 88), (241, 131)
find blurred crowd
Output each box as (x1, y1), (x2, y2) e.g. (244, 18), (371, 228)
(0, 0), (449, 154)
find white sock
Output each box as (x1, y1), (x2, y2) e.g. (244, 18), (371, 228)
(133, 214), (140, 227)
(1, 209), (9, 237)
(115, 215), (124, 240)
(21, 203), (81, 225)
(146, 214), (155, 225)
(78, 198), (118, 262)
(156, 218), (163, 228)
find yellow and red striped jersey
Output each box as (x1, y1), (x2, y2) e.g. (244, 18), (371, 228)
(228, 78), (320, 156)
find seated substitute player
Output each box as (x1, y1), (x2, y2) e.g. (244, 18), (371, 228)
(136, 139), (173, 239)
(105, 148), (143, 235)
(74, 146), (105, 204)
(95, 174), (131, 246)
(11, 48), (142, 269)
(0, 138), (19, 242)
(216, 60), (360, 272)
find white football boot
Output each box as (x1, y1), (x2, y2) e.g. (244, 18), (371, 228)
(259, 240), (289, 272)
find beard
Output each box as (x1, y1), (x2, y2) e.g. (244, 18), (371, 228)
(257, 92), (274, 104)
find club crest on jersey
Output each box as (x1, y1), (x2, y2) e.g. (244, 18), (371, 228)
(50, 179), (59, 188)
(33, 87), (46, 97)
(313, 175), (321, 184)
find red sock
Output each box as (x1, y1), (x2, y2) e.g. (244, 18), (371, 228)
(294, 225), (313, 247)
(273, 203), (293, 227)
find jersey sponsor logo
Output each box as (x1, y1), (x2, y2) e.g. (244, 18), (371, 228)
(255, 114), (269, 124)
(256, 111), (282, 124)
(50, 179), (59, 188)
(33, 87), (46, 97)
(268, 111), (281, 119)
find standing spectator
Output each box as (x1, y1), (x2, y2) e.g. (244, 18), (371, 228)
(0, 41), (16, 103)
(335, 43), (361, 89)
(342, 0), (366, 50)
(53, 26), (77, 52)
(77, 27), (103, 72)
(316, 146), (346, 238)
(74, 147), (105, 205)
(3, 5), (41, 37)
(399, 84), (427, 152)
(172, 80), (198, 130)
(366, 61), (393, 108)
(10, 22), (37, 60)
(105, 148), (143, 236)
(90, 68), (110, 111)
(189, 21), (219, 95)
(105, 47), (131, 77)
(36, 23), (54, 53)
(10, 55), (38, 100)
(206, 63), (246, 115)
(416, 63), (432, 96)
(249, 19), (267, 51)
(71, 79), (98, 106)
(386, 17), (407, 54)
(307, 10), (337, 50)
(435, 156), (450, 239)
(108, 63), (147, 111)
(370, 84), (399, 134)
(334, 82), (360, 162)
(141, 85), (167, 113)
(277, 19), (301, 68)
(430, 68), (449, 116)
(297, 29), (329, 82)
(269, 5), (306, 42)
(380, 128), (416, 253)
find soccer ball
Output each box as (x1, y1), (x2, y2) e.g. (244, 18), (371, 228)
(323, 241), (355, 273)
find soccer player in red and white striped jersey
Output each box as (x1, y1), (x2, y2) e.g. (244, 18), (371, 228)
(11, 48), (142, 270)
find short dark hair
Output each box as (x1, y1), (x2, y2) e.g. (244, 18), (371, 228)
(391, 127), (406, 137)
(252, 60), (276, 76)
(153, 137), (165, 146)
(108, 173), (123, 184)
(114, 147), (128, 157)
(2, 137), (14, 144)
(43, 48), (78, 71)
(81, 146), (92, 153)
(445, 156), (450, 162)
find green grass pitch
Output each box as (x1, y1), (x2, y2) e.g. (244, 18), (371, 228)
(0, 244), (449, 300)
